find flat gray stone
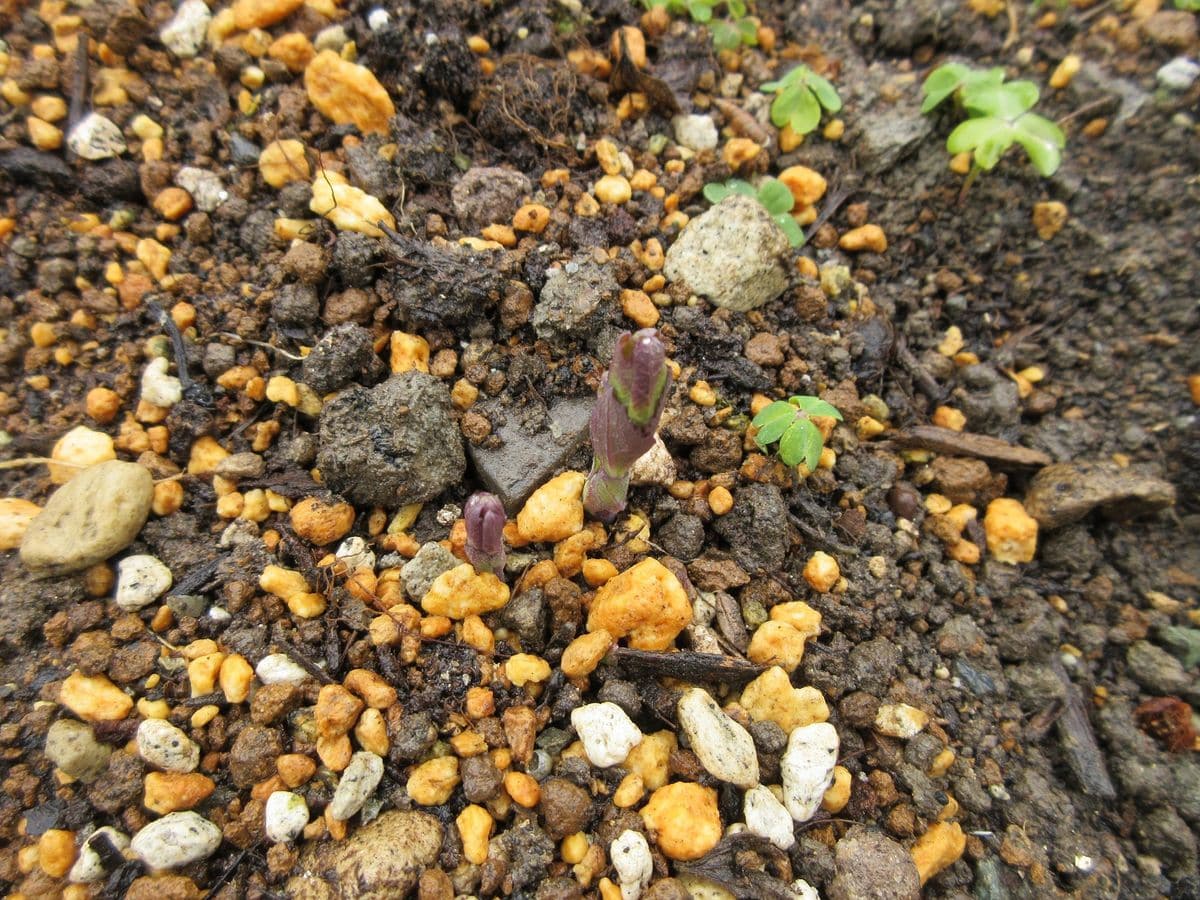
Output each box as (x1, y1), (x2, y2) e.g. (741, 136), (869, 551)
(21, 461), (153, 575)
(468, 398), (592, 515)
(1023, 461), (1175, 530)
(663, 194), (790, 312)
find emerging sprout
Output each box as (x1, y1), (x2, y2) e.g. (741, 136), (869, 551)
(760, 65), (842, 137)
(583, 329), (672, 522)
(641, 0), (758, 52)
(751, 395), (842, 471)
(464, 491), (506, 575)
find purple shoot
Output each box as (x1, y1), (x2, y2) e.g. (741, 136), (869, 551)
(583, 329), (672, 522)
(464, 492), (506, 576)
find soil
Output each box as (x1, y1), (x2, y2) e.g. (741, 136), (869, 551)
(0, 0), (1198, 898)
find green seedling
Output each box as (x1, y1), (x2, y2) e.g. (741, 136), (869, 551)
(703, 177), (804, 247)
(641, 0), (758, 51)
(751, 396), (842, 471)
(760, 65), (842, 136)
(922, 62), (1066, 192)
(1176, 0), (1199, 10)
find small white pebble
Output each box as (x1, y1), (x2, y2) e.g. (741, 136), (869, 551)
(676, 687), (759, 788)
(328, 752), (384, 821)
(335, 536), (375, 571)
(264, 791), (309, 843)
(791, 879), (820, 900)
(570, 702), (643, 767)
(69, 827), (129, 883)
(255, 653), (310, 686)
(67, 112), (126, 160)
(130, 812), (221, 869)
(159, 0), (211, 58)
(873, 703), (928, 740)
(744, 784), (795, 850)
(367, 8), (390, 31)
(114, 554), (173, 611)
(175, 166), (225, 212)
(671, 114), (719, 152)
(136, 718), (199, 773)
(610, 830), (653, 900)
(629, 434), (676, 487)
(781, 722), (839, 823)
(141, 357), (183, 408)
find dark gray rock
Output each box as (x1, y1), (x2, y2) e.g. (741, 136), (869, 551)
(532, 257), (621, 354)
(317, 372), (465, 507)
(827, 826), (920, 900)
(388, 710), (437, 764)
(331, 233), (383, 289)
(711, 484), (789, 573)
(272, 282), (320, 327)
(657, 513), (705, 560)
(451, 166), (531, 230)
(597, 680), (641, 719)
(467, 398), (592, 515)
(300, 323), (385, 394)
(461, 753), (503, 803)
(843, 636), (901, 696)
(1127, 641), (1194, 699)
(853, 106), (934, 175)
(492, 819), (555, 891)
(490, 588), (547, 654)
(1024, 461), (1176, 530)
(1135, 807), (1197, 878)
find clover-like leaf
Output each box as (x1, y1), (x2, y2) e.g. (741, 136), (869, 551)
(790, 396), (843, 420)
(921, 62), (970, 113)
(807, 71), (843, 113)
(786, 87), (822, 135)
(1013, 112), (1065, 176)
(751, 400), (798, 446)
(727, 0), (747, 16)
(687, 0), (714, 22)
(963, 80), (1039, 119)
(947, 116), (1010, 170)
(774, 214), (804, 248)
(710, 19), (740, 51)
(702, 182), (731, 204)
(757, 178), (794, 216)
(778, 417), (825, 470)
(735, 16), (758, 45)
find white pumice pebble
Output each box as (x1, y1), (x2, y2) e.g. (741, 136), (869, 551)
(159, 0), (211, 58)
(137, 718), (200, 773)
(781, 722), (839, 823)
(141, 357), (183, 408)
(264, 791), (310, 843)
(676, 687), (759, 788)
(743, 784), (795, 850)
(611, 830), (654, 900)
(130, 812), (222, 869)
(114, 554), (173, 611)
(329, 752), (384, 821)
(571, 702), (643, 767)
(69, 827), (129, 883)
(67, 113), (126, 160)
(256, 653), (310, 685)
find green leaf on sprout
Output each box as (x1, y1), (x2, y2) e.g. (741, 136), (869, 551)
(920, 63), (970, 113)
(790, 396), (844, 420)
(751, 400), (797, 446)
(710, 19), (739, 51)
(774, 214), (804, 248)
(727, 0), (747, 16)
(687, 0), (713, 22)
(1013, 113), (1065, 176)
(736, 17), (758, 45)
(778, 417), (824, 470)
(756, 178), (794, 215)
(702, 182), (731, 204)
(963, 80), (1039, 118)
(807, 72), (843, 112)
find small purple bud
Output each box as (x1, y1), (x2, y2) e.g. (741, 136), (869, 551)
(584, 329), (672, 522)
(609, 329), (670, 427)
(464, 492), (506, 575)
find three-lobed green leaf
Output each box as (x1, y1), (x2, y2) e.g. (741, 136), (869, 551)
(762, 66), (842, 136)
(751, 396), (843, 471)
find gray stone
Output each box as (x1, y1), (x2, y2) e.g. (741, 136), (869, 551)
(853, 107), (933, 175)
(1135, 807), (1197, 878)
(300, 323), (384, 394)
(827, 826), (920, 900)
(21, 461), (153, 575)
(329, 752), (384, 821)
(451, 166), (532, 230)
(1127, 640), (1193, 699)
(658, 513), (705, 561)
(1157, 57), (1200, 91)
(214, 452), (265, 481)
(490, 587), (547, 653)
(663, 195), (790, 312)
(159, 0), (210, 57)
(532, 256), (621, 353)
(44, 719), (112, 782)
(467, 397), (593, 514)
(1024, 461), (1176, 530)
(711, 484), (789, 573)
(317, 372), (465, 508)
(287, 810), (443, 898)
(66, 113), (126, 160)
(136, 719), (200, 773)
(401, 542), (459, 603)
(272, 282), (320, 327)
(175, 166), (225, 212)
